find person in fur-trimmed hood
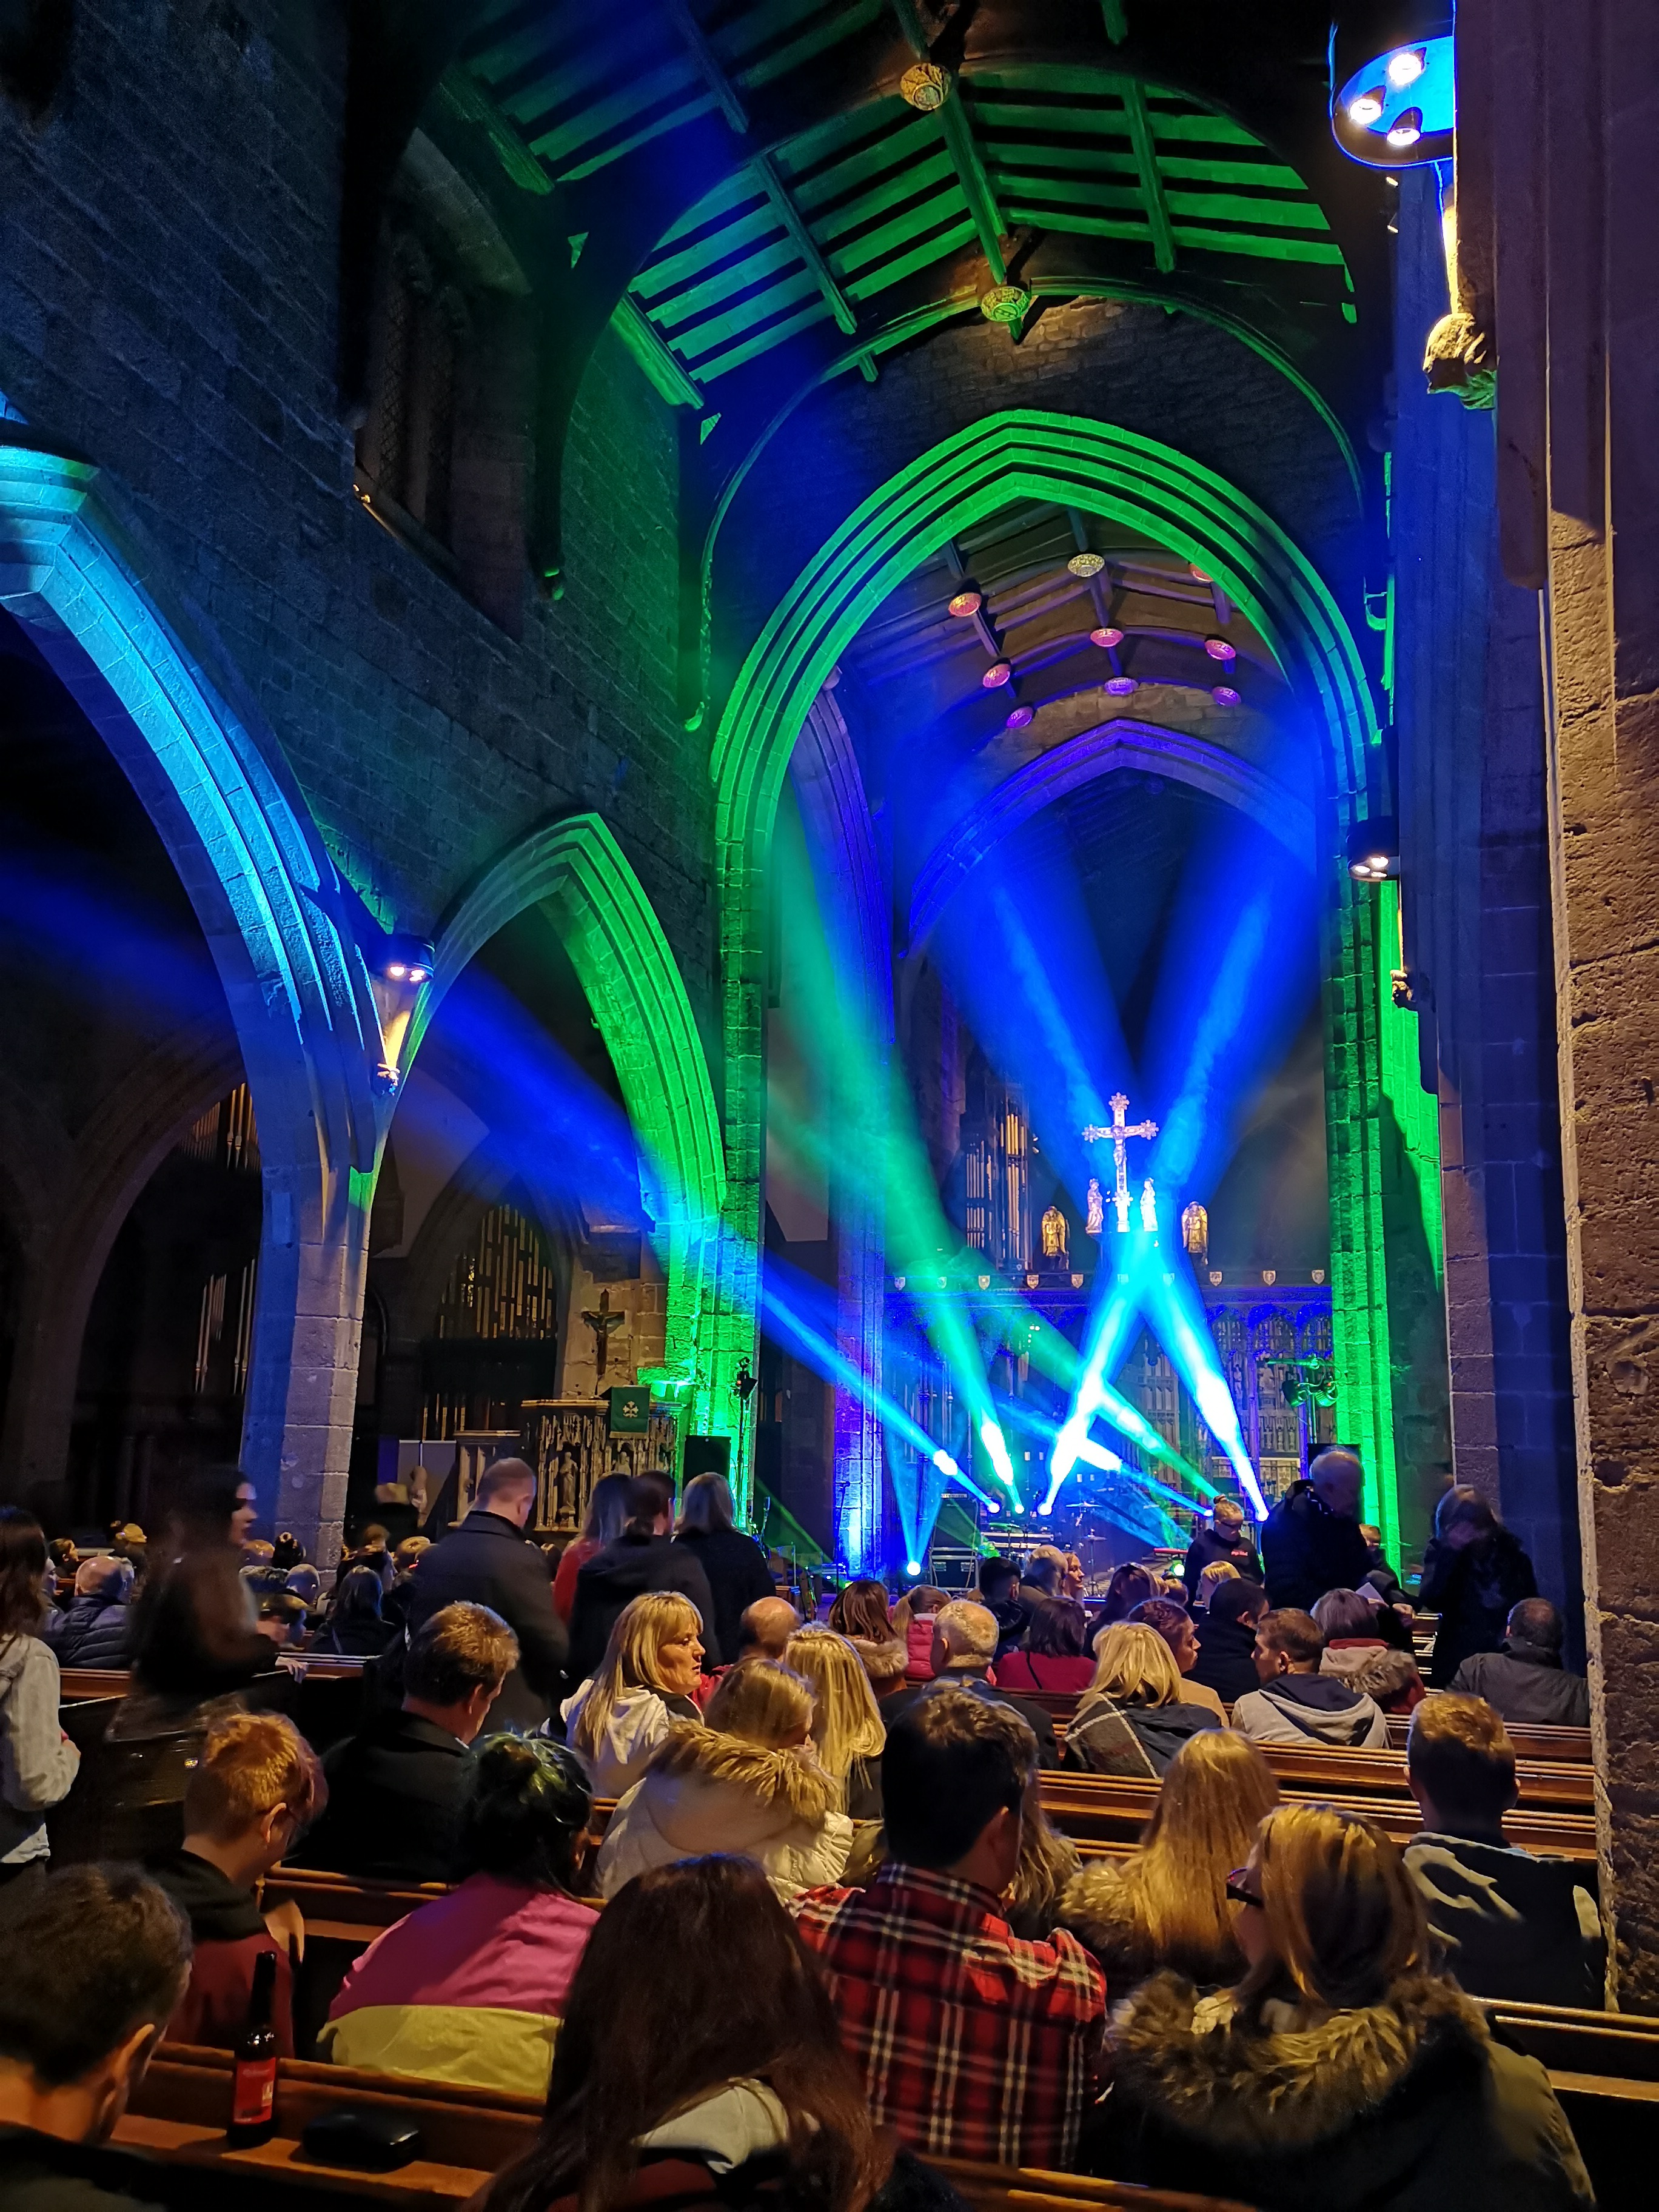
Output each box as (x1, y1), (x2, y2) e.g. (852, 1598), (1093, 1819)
(1085, 1803), (1593, 2212)
(596, 1658), (853, 1901)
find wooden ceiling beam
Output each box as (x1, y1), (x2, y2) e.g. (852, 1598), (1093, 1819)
(889, 0), (1010, 285)
(1119, 78), (1176, 272)
(662, 0), (749, 135)
(753, 153), (859, 335)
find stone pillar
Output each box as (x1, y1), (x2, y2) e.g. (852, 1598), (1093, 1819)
(1457, 0), (1659, 2003)
(1392, 170), (1579, 1623)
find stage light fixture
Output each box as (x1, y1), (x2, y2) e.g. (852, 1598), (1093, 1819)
(1005, 704), (1034, 729)
(906, 1557), (923, 1575)
(948, 589), (982, 617)
(982, 660), (1012, 687)
(1386, 106), (1423, 147)
(932, 1449), (959, 1477)
(1067, 551), (1105, 578)
(1090, 625), (1124, 648)
(1348, 85), (1386, 124)
(1204, 637), (1236, 663)
(1387, 45), (1425, 84)
(1331, 12), (1453, 167)
(1212, 685), (1241, 706)
(1346, 816), (1400, 881)
(1105, 674), (1138, 697)
(1188, 564), (1211, 583)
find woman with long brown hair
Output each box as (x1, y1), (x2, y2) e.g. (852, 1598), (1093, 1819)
(1091, 1804), (1593, 2212)
(1060, 1731), (1279, 1984)
(0, 1507), (80, 1885)
(480, 1855), (891, 2212)
(129, 1464), (275, 1701)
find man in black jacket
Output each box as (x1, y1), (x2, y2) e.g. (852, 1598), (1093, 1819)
(568, 1472), (722, 1684)
(1450, 1600), (1590, 1728)
(1260, 1447), (1372, 1614)
(404, 1458), (567, 1729)
(1181, 1498), (1263, 1594)
(299, 1603), (516, 1883)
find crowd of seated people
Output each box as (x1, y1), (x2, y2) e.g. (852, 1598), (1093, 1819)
(17, 1458), (1614, 2212)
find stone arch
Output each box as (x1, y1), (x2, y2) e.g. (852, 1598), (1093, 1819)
(0, 440), (390, 1550)
(708, 408), (1399, 1544)
(417, 813), (725, 1426)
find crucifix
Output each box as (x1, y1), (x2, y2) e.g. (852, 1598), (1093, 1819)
(580, 1287), (627, 1381)
(1081, 1091), (1159, 1233)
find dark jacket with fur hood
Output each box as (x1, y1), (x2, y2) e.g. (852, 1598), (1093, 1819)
(1087, 1969), (1593, 2212)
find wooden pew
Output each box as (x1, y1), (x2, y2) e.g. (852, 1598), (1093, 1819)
(1254, 1740), (1593, 1811)
(1479, 2000), (1659, 2212)
(1386, 1712), (1592, 1763)
(928, 2158), (1253, 2211)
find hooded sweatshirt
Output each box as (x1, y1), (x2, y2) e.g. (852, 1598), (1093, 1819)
(1406, 1832), (1606, 2009)
(149, 1846), (295, 2056)
(1231, 1672), (1389, 1748)
(568, 1533), (722, 1684)
(597, 1723), (853, 1900)
(1095, 1969), (1594, 2212)
(560, 1679), (702, 1797)
(0, 1632), (79, 1864)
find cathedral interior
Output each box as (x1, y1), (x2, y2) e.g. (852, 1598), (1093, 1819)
(1, 0), (1656, 1989)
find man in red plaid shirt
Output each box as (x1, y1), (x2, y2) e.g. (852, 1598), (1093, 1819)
(788, 1686), (1106, 2168)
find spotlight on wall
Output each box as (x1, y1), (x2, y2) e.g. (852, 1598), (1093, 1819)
(1067, 551), (1105, 578)
(979, 284), (1030, 326)
(900, 60), (951, 110)
(1104, 674), (1138, 697)
(948, 588), (982, 618)
(375, 935), (435, 988)
(1212, 685), (1241, 706)
(1090, 625), (1124, 649)
(1331, 8), (1453, 168)
(982, 660), (1012, 688)
(1346, 816), (1401, 882)
(1204, 637), (1236, 663)
(367, 933), (435, 1095)
(1005, 704), (1034, 730)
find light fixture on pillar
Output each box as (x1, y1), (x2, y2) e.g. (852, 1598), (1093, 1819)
(1347, 817), (1400, 882)
(1330, 7), (1453, 167)
(367, 933), (434, 1094)
(979, 284), (1030, 326)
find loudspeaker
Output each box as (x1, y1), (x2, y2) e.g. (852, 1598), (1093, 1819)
(682, 1434), (732, 1481)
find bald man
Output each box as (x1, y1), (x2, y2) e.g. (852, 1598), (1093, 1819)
(1261, 1446), (1372, 1615)
(738, 1597), (802, 1660)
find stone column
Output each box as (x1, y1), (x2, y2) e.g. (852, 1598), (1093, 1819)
(1458, 0), (1659, 2003)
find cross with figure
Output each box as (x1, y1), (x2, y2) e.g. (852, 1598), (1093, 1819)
(581, 1287), (627, 1381)
(1081, 1092), (1159, 1234)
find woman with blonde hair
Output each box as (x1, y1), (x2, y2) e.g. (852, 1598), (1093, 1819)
(1093, 1804), (1592, 2212)
(784, 1624), (885, 1818)
(561, 1591), (704, 1797)
(1061, 1732), (1279, 1984)
(595, 1658), (853, 1900)
(1065, 1623), (1222, 1777)
(1194, 1559), (1241, 1612)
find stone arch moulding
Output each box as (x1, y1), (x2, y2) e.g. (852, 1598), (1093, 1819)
(418, 812), (726, 1447)
(905, 719), (1318, 954)
(708, 408), (1406, 1557)
(0, 436), (394, 1557)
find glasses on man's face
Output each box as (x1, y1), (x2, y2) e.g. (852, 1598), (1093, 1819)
(1224, 1868), (1264, 1910)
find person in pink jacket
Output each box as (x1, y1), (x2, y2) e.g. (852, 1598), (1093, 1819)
(323, 1735), (597, 2096)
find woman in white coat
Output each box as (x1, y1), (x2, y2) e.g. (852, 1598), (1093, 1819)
(561, 1590), (706, 1798)
(597, 1659), (852, 1901)
(0, 1508), (80, 1886)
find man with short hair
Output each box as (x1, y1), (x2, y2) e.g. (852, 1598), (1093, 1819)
(1230, 1606), (1388, 1746)
(405, 1457), (568, 1729)
(1405, 1694), (1603, 2006)
(1186, 1575), (1269, 1705)
(1181, 1496), (1262, 1593)
(1129, 1596), (1226, 1720)
(568, 1472), (721, 1684)
(0, 1864), (192, 2211)
(789, 1688), (1104, 2167)
(43, 1555), (134, 1669)
(882, 1599), (1059, 1766)
(977, 1555), (1029, 1655)
(1449, 1599), (1590, 1728)
(148, 1711), (326, 2055)
(1260, 1445), (1373, 1613)
(689, 1594), (801, 1709)
(300, 1602), (518, 1883)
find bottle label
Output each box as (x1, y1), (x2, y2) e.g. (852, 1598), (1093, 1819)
(232, 2056), (277, 2130)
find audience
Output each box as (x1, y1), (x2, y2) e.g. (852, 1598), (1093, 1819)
(42, 1554), (134, 1669)
(1062, 1731), (1280, 1986)
(1129, 1597), (1226, 1720)
(1193, 1560), (1241, 1612)
(270, 1532), (307, 1576)
(1182, 1496), (1263, 1591)
(1021, 1544), (1084, 1604)
(1004, 1785), (1084, 1944)
(253, 1587), (310, 1651)
(0, 1865), (192, 2212)
(482, 1855), (893, 2212)
(790, 1688), (1107, 2167)
(1096, 1561), (1159, 1626)
(569, 1473), (721, 1684)
(0, 1507), (81, 1885)
(672, 1472), (776, 1668)
(1230, 1607), (1388, 1748)
(827, 1578), (897, 1646)
(1419, 1487), (1541, 1687)
(1094, 1803), (1593, 2211)
(563, 1591), (706, 1797)
(149, 1710), (324, 2055)
(406, 1459), (569, 1728)
(301, 1603), (517, 1883)
(688, 1592), (803, 1708)
(1359, 1522), (1407, 1607)
(551, 1474), (631, 1624)
(1065, 1624), (1221, 1777)
(1312, 1586), (1424, 1712)
(380, 1535), (430, 1634)
(993, 1595), (1095, 1692)
(323, 1735), (598, 2094)
(978, 1555), (1030, 1654)
(894, 1583), (948, 1681)
(883, 1598), (1061, 1766)
(785, 1624), (886, 1818)
(597, 1659), (851, 1900)
(318, 1563), (394, 1655)
(1404, 1695), (1603, 2008)
(1260, 1446), (1372, 1614)
(1185, 1575), (1267, 1705)
(127, 1465), (276, 1706)
(1450, 1598), (1589, 1728)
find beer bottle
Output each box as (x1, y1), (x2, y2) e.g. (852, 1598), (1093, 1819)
(229, 1948), (279, 2146)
